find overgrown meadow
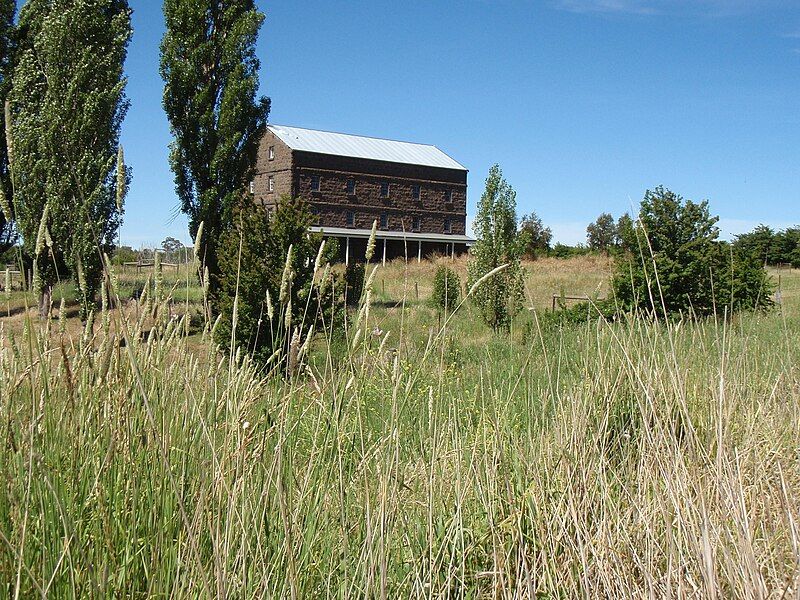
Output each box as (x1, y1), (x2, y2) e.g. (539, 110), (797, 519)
(1, 256), (799, 598)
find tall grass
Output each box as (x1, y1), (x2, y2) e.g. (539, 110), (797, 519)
(0, 259), (798, 597)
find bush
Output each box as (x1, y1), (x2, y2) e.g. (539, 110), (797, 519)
(214, 195), (342, 369)
(344, 262), (365, 307)
(550, 243), (592, 259)
(430, 265), (461, 312)
(613, 186), (772, 318)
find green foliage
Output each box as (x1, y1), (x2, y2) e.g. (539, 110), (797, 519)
(430, 265), (461, 312)
(0, 0), (16, 253)
(111, 245), (137, 265)
(615, 213), (636, 252)
(613, 186), (773, 318)
(214, 195), (341, 368)
(587, 212), (617, 253)
(11, 0), (131, 318)
(550, 242), (592, 259)
(467, 164), (526, 331)
(344, 262), (365, 307)
(734, 224), (800, 268)
(160, 0), (270, 301)
(518, 211), (552, 259)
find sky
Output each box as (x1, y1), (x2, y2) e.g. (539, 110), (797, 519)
(120, 0), (800, 247)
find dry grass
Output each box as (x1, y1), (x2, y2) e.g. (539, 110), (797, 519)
(0, 257), (799, 597)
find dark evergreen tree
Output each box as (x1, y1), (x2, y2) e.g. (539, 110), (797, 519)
(11, 0), (131, 317)
(215, 196), (341, 368)
(160, 0), (270, 303)
(613, 186), (772, 318)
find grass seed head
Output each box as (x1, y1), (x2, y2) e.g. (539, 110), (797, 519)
(365, 220), (377, 262)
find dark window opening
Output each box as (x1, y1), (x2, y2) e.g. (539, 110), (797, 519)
(311, 175), (321, 192)
(412, 185), (420, 200)
(380, 182), (390, 198)
(443, 218), (452, 234)
(347, 178), (356, 195)
(380, 213), (388, 229)
(445, 189), (453, 203)
(412, 216), (421, 232)
(346, 211), (355, 227)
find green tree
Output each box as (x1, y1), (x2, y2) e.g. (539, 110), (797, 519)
(160, 0), (270, 302)
(615, 213), (635, 252)
(587, 212), (617, 253)
(467, 164), (526, 332)
(161, 236), (185, 262)
(11, 0), (131, 318)
(613, 186), (772, 318)
(733, 224), (777, 265)
(0, 0), (16, 253)
(518, 211), (552, 259)
(215, 195), (341, 369)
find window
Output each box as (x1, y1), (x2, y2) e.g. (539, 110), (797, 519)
(346, 211), (355, 227)
(347, 178), (356, 195)
(249, 180), (255, 194)
(443, 218), (452, 234)
(311, 175), (321, 192)
(412, 185), (420, 200)
(268, 145), (275, 161)
(268, 176), (274, 193)
(445, 189), (453, 203)
(380, 213), (388, 229)
(412, 216), (421, 231)
(380, 182), (390, 198)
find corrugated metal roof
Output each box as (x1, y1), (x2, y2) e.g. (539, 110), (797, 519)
(268, 125), (467, 171)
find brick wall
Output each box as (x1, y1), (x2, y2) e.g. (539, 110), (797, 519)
(293, 153), (467, 235)
(253, 129), (293, 206)
(254, 133), (468, 236)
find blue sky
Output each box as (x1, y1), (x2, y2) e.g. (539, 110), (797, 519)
(120, 0), (800, 247)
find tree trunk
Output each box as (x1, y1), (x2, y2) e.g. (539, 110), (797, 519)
(39, 284), (52, 319)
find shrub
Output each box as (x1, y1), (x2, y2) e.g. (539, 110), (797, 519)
(214, 195), (342, 369)
(613, 186), (772, 318)
(430, 265), (461, 312)
(550, 243), (592, 259)
(344, 262), (365, 307)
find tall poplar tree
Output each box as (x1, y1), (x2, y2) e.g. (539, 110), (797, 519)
(160, 0), (270, 302)
(0, 0), (15, 252)
(467, 164), (526, 332)
(11, 0), (130, 317)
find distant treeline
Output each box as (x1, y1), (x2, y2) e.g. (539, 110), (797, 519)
(732, 225), (800, 268)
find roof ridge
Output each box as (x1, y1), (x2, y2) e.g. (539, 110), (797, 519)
(269, 124), (439, 148)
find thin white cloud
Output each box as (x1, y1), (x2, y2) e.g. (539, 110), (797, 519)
(554, 0), (787, 18)
(555, 0), (659, 15)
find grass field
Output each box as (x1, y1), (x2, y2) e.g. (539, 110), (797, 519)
(1, 256), (799, 597)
